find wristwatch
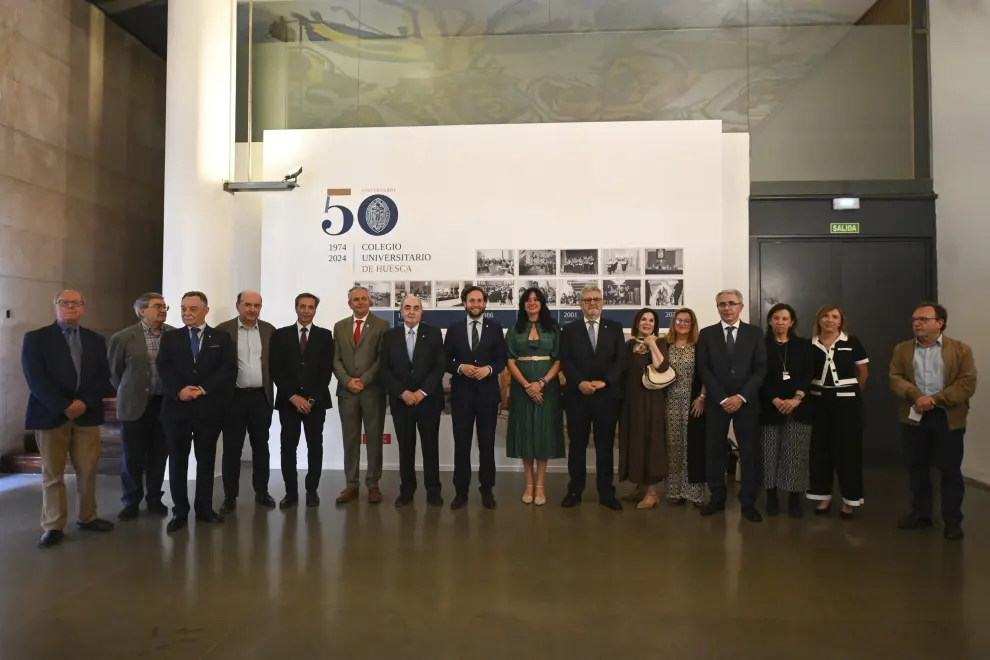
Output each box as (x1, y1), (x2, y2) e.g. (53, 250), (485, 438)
(794, 392), (805, 401)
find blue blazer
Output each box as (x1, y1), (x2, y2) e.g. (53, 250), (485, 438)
(444, 317), (507, 403)
(157, 325), (237, 422)
(21, 322), (113, 430)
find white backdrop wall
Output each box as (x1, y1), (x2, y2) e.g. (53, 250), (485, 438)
(253, 120), (749, 472)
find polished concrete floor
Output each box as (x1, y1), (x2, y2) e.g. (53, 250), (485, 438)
(1, 468), (989, 659)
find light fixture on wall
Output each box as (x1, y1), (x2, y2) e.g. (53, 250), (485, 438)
(832, 197), (861, 211)
(223, 167), (303, 194)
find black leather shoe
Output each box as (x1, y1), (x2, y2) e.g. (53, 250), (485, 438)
(944, 523), (964, 541)
(195, 511), (224, 524)
(427, 494), (443, 507)
(813, 502), (832, 516)
(219, 497), (237, 515)
(166, 517), (187, 533)
(600, 497), (623, 511)
(147, 501), (169, 517)
(741, 506), (763, 523)
(394, 494), (413, 508)
(561, 493), (581, 508)
(279, 494), (299, 510)
(765, 490), (779, 517)
(788, 493), (804, 519)
(840, 508), (855, 520)
(255, 493), (276, 508)
(37, 530), (64, 549)
(77, 518), (114, 532)
(700, 501), (725, 516)
(451, 493), (468, 510)
(306, 491), (320, 507)
(481, 490), (497, 510)
(117, 505), (140, 522)
(897, 514), (933, 530)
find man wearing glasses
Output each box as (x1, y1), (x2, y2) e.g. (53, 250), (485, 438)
(559, 284), (627, 510)
(108, 293), (175, 521)
(696, 289), (767, 521)
(22, 290), (116, 548)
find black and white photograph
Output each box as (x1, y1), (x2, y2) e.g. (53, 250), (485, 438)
(645, 248), (684, 275)
(476, 249), (515, 276)
(646, 278), (685, 307)
(435, 280), (471, 308)
(516, 279), (557, 305)
(559, 280), (599, 307)
(475, 280), (515, 307)
(603, 279), (642, 306)
(393, 281), (433, 308)
(602, 248), (642, 276)
(354, 281), (391, 308)
(518, 249), (557, 276)
(561, 249), (599, 275)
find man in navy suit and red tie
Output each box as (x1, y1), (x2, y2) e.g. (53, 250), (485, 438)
(156, 291), (236, 532)
(444, 286), (507, 510)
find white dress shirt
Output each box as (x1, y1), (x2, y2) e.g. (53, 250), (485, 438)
(353, 314), (369, 338)
(236, 320), (264, 388)
(720, 320), (745, 404)
(297, 321), (313, 342)
(584, 316), (601, 346)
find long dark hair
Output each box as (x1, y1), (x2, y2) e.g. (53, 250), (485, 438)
(765, 302), (798, 339)
(515, 287), (556, 333)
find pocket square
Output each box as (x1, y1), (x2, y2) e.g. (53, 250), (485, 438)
(205, 344), (220, 349)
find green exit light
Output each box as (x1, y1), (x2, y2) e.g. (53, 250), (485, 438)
(830, 222), (860, 234)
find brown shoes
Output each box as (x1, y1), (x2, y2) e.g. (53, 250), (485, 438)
(336, 487), (359, 504)
(368, 486), (382, 504)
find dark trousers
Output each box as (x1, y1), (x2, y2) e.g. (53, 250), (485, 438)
(163, 418), (223, 517)
(279, 405), (327, 493)
(451, 390), (499, 495)
(392, 397), (442, 497)
(565, 397), (619, 499)
(705, 403), (761, 506)
(808, 390), (864, 505)
(221, 388), (273, 499)
(120, 396), (167, 507)
(903, 408), (965, 523)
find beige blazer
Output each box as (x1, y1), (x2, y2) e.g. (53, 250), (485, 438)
(332, 314), (388, 395)
(889, 335), (977, 431)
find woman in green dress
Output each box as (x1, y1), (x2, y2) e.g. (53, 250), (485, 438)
(506, 287), (564, 506)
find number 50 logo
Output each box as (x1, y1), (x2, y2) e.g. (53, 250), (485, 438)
(322, 189), (399, 237)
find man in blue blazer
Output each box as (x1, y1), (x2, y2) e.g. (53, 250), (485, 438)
(156, 291), (237, 532)
(444, 286), (507, 510)
(21, 290), (115, 549)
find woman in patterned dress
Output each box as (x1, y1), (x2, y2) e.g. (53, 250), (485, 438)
(506, 288), (564, 506)
(664, 308), (707, 505)
(758, 303), (814, 518)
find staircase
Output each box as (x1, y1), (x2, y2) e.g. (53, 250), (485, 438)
(0, 400), (123, 476)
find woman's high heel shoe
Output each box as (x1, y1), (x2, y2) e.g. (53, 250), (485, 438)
(522, 486), (534, 505)
(814, 501), (833, 516)
(637, 494), (659, 509)
(534, 486), (547, 506)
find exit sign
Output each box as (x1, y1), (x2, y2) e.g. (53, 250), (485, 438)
(830, 222), (860, 234)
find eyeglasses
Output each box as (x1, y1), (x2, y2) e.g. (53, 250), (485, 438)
(912, 316), (936, 323)
(581, 297), (603, 304)
(674, 319), (692, 326)
(149, 304), (169, 311)
(56, 300), (84, 309)
(717, 301), (741, 309)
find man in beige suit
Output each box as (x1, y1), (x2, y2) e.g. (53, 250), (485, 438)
(333, 286), (389, 503)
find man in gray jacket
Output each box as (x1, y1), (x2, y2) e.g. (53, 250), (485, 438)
(108, 292), (175, 520)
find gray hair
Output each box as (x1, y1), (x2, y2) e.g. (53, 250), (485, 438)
(133, 292), (165, 317)
(579, 284), (602, 298)
(347, 286), (370, 300)
(53, 290), (85, 305)
(715, 289), (744, 304)
(400, 295), (422, 308)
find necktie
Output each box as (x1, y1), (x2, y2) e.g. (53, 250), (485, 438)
(471, 321), (480, 354)
(299, 326), (308, 354)
(725, 326), (736, 357)
(407, 328), (416, 361)
(189, 326), (201, 361)
(354, 319), (363, 345)
(588, 321), (597, 350)
(66, 328), (82, 388)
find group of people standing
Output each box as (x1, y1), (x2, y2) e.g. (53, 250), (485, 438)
(19, 284), (976, 550)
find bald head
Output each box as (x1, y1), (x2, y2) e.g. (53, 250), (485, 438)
(53, 289), (85, 326)
(236, 290), (263, 326)
(400, 295), (423, 328)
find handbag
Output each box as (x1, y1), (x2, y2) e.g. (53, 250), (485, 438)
(642, 361), (676, 390)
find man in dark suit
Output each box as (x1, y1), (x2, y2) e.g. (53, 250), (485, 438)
(107, 292), (175, 521)
(157, 291), (237, 532)
(216, 290), (277, 513)
(22, 290), (116, 549)
(381, 295), (446, 508)
(444, 286), (507, 510)
(559, 285), (627, 510)
(696, 288), (768, 522)
(270, 292), (334, 508)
